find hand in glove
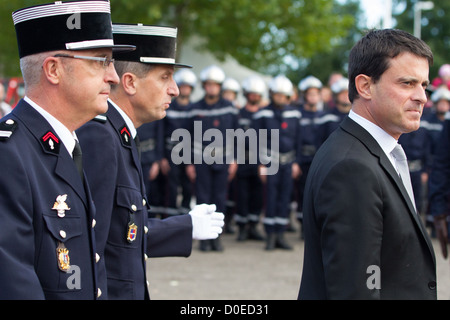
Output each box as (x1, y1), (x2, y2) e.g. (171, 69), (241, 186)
(189, 204), (224, 240)
(434, 215), (448, 259)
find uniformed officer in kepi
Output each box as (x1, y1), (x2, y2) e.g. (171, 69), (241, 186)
(0, 1), (135, 299)
(77, 23), (224, 300)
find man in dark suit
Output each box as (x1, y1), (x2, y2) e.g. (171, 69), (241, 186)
(0, 1), (135, 299)
(77, 24), (224, 300)
(298, 29), (436, 300)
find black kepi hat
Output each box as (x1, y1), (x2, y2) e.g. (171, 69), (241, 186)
(12, 0), (135, 58)
(112, 23), (191, 68)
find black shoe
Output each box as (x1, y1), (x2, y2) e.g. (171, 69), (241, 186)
(199, 240), (211, 252)
(237, 225), (248, 241)
(275, 232), (293, 250)
(211, 237), (224, 251)
(265, 233), (276, 251)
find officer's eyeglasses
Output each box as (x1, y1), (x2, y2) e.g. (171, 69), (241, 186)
(53, 54), (115, 68)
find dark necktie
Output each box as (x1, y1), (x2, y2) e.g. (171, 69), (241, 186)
(73, 140), (84, 182)
(134, 134), (141, 160)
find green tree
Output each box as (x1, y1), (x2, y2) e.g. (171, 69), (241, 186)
(110, 0), (355, 75)
(393, 0), (450, 80)
(286, 0), (363, 86)
(0, 0), (354, 78)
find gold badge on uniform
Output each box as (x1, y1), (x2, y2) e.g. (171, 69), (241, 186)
(127, 222), (138, 243)
(56, 242), (70, 272)
(52, 194), (70, 218)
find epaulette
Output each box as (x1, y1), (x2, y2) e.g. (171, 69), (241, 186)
(93, 113), (108, 123)
(0, 119), (18, 141)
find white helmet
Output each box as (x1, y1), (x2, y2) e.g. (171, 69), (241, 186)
(174, 69), (197, 88)
(439, 64), (450, 79)
(269, 75), (294, 97)
(199, 65), (226, 84)
(241, 75), (266, 96)
(222, 77), (241, 93)
(431, 87), (450, 102)
(331, 77), (349, 94)
(298, 75), (322, 91)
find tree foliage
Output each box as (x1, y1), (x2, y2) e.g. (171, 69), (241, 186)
(0, 0), (354, 77)
(110, 0), (355, 75)
(393, 0), (450, 80)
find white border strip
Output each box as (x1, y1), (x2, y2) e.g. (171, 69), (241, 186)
(113, 24), (177, 38)
(13, 1), (110, 25)
(140, 57), (176, 64)
(65, 39), (114, 50)
(0, 131), (12, 138)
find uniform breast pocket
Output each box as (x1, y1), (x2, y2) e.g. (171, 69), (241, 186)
(39, 213), (84, 293)
(112, 185), (146, 248)
(43, 214), (82, 243)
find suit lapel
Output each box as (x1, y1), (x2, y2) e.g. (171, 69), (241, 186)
(340, 117), (435, 257)
(106, 103), (142, 176)
(341, 117), (417, 213)
(13, 100), (88, 207)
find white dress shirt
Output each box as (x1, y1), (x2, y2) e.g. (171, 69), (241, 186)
(348, 110), (399, 172)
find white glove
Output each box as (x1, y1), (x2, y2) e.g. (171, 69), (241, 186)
(189, 204), (224, 240)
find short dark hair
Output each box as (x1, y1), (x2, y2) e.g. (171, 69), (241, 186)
(111, 61), (155, 91)
(348, 29), (433, 103)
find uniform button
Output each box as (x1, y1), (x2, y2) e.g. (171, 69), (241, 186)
(5, 119), (14, 125)
(96, 253), (100, 263)
(144, 226), (148, 234)
(142, 199), (146, 206)
(59, 230), (66, 239)
(428, 281), (436, 290)
(92, 219), (96, 228)
(131, 204), (137, 212)
(97, 288), (102, 298)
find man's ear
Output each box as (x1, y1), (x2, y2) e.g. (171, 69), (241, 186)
(42, 57), (61, 85)
(121, 72), (138, 96)
(355, 74), (372, 100)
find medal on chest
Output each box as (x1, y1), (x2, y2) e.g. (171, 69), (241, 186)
(56, 242), (70, 272)
(52, 194), (70, 218)
(126, 212), (138, 243)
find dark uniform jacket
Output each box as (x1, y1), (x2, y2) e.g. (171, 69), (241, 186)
(0, 100), (100, 299)
(189, 97), (239, 169)
(77, 101), (192, 300)
(429, 118), (450, 217)
(299, 117), (437, 300)
(253, 103), (301, 166)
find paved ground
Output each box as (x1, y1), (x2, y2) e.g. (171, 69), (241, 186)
(147, 221), (450, 300)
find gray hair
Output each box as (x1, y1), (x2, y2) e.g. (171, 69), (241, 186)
(19, 51), (65, 91)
